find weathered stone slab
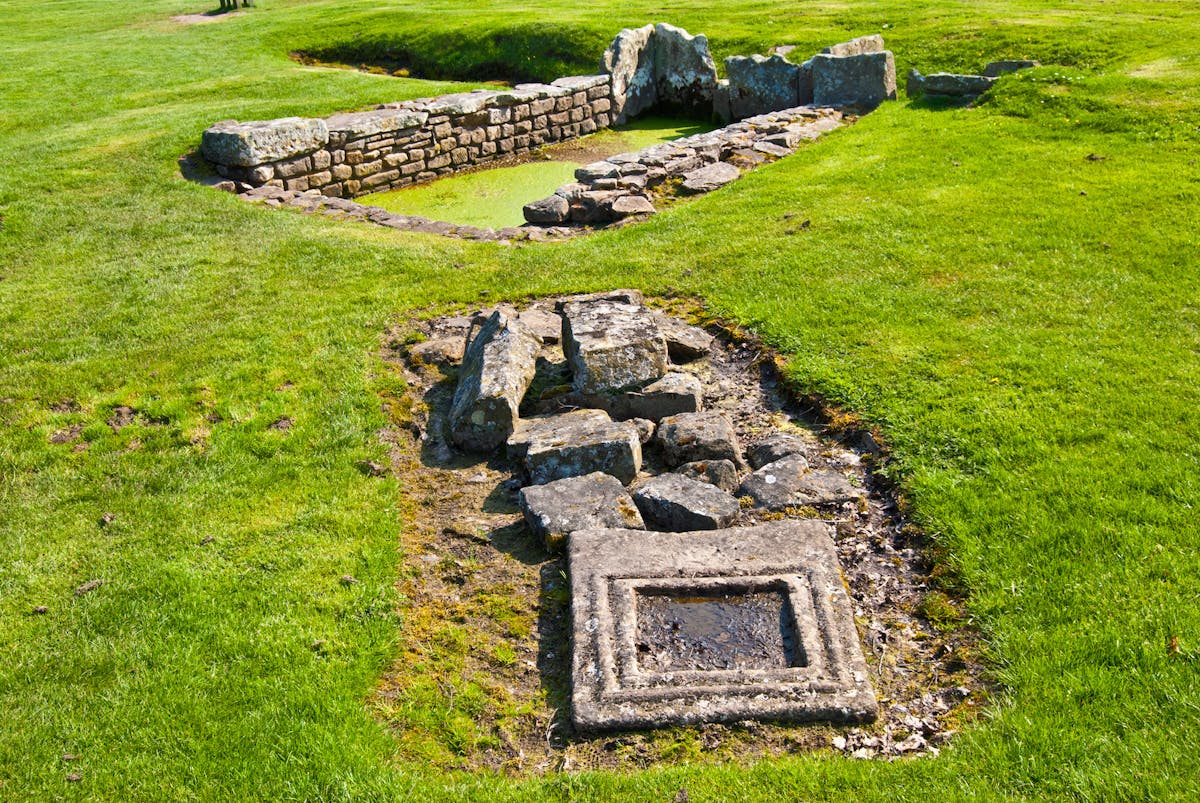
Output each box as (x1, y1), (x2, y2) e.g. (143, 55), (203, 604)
(632, 473), (739, 531)
(523, 194), (570, 224)
(409, 336), (465, 366)
(552, 74), (611, 91)
(569, 521), (879, 730)
(907, 70), (996, 99)
(601, 24), (657, 124)
(724, 54), (800, 120)
(202, 117), (329, 167)
(822, 34), (885, 57)
(675, 459), (740, 493)
(610, 194), (656, 217)
(617, 371), (703, 420)
(448, 311), (541, 451)
(519, 472), (644, 550)
(738, 454), (863, 510)
(325, 109), (428, 138)
(562, 299), (668, 394)
(524, 416), (642, 485)
(747, 432), (812, 469)
(423, 92), (495, 115)
(507, 409), (611, 460)
(679, 161), (741, 194)
(811, 51), (897, 108)
(653, 313), (714, 360)
(656, 411), (744, 467)
(984, 59), (1040, 77)
(652, 23), (718, 114)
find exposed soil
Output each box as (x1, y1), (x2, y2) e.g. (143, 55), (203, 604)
(371, 296), (989, 775)
(170, 11), (245, 26)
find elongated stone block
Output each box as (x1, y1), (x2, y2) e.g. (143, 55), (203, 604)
(448, 311), (541, 451)
(202, 117), (328, 167)
(523, 415), (642, 485)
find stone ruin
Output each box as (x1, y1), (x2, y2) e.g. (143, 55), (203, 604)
(432, 289), (883, 730)
(195, 25), (899, 241)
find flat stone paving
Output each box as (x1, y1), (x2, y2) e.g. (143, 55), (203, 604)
(569, 520), (879, 731)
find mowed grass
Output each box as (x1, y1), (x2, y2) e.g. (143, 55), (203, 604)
(0, 0), (1198, 799)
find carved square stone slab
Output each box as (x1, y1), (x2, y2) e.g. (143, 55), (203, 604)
(568, 521), (878, 731)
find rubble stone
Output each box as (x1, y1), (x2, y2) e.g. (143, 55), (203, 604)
(519, 472), (645, 550)
(675, 459), (741, 493)
(738, 454), (864, 510)
(524, 416), (643, 485)
(656, 411), (744, 468)
(448, 311), (541, 451)
(562, 299), (668, 394)
(747, 432), (812, 469)
(632, 473), (739, 531)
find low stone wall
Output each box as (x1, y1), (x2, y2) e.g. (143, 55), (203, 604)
(202, 75), (614, 195)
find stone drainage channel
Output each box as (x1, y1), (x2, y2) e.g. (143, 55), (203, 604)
(384, 291), (985, 767)
(196, 25), (901, 241)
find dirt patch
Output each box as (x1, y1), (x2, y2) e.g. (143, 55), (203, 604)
(371, 296), (989, 774)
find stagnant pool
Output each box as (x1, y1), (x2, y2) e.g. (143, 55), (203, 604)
(357, 115), (716, 229)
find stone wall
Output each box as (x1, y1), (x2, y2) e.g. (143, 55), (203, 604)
(202, 75), (614, 196)
(199, 26), (900, 200)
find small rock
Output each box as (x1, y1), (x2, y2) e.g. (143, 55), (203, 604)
(523, 194), (570, 224)
(409, 336), (465, 365)
(519, 472), (646, 550)
(831, 735), (847, 750)
(356, 460), (388, 477)
(738, 454), (863, 510)
(675, 459), (740, 493)
(610, 194), (657, 217)
(656, 411), (744, 468)
(679, 161), (740, 194)
(652, 313), (714, 360)
(340, 574), (358, 585)
(74, 579), (103, 597)
(983, 59), (1040, 77)
(32, 605), (49, 615)
(99, 512), (116, 528)
(747, 432), (811, 469)
(631, 418), (656, 444)
(632, 473), (740, 531)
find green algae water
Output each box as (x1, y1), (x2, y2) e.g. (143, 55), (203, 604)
(359, 115), (716, 229)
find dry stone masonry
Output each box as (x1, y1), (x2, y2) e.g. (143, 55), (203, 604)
(198, 26), (901, 240)
(392, 293), (986, 753)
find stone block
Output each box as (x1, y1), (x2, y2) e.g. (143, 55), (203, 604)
(562, 298), (668, 394)
(519, 472), (645, 551)
(907, 70), (996, 99)
(821, 34), (886, 57)
(600, 23), (657, 124)
(507, 409), (612, 459)
(524, 417), (643, 485)
(609, 194), (655, 217)
(652, 23), (718, 114)
(632, 473), (739, 531)
(747, 432), (812, 469)
(984, 59), (1040, 77)
(201, 117), (329, 167)
(679, 161), (741, 194)
(675, 459), (740, 493)
(811, 51), (897, 108)
(324, 109), (427, 138)
(613, 371), (702, 420)
(523, 194), (570, 224)
(737, 455), (864, 510)
(724, 54), (800, 119)
(448, 311), (541, 451)
(651, 312), (714, 360)
(656, 411), (744, 468)
(568, 521), (879, 731)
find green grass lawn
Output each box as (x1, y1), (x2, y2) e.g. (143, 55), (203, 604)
(2, 1), (1199, 799)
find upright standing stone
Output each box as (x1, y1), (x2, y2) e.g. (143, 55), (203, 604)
(601, 24), (657, 124)
(448, 311), (541, 451)
(724, 54), (801, 120)
(562, 299), (668, 394)
(811, 51), (897, 108)
(652, 23), (719, 115)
